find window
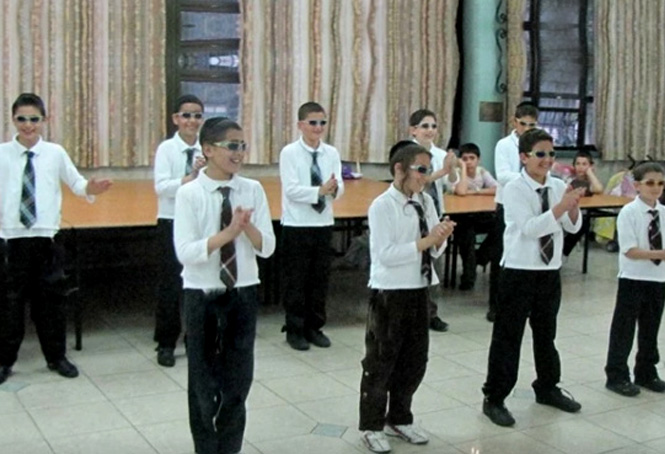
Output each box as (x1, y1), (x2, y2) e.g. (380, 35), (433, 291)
(165, 1), (241, 134)
(523, 0), (594, 151)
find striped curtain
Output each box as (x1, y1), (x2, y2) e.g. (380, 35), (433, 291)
(505, 0), (527, 133)
(240, 0), (460, 164)
(595, 1), (665, 160)
(0, 0), (166, 167)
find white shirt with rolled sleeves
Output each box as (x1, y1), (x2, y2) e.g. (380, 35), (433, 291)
(501, 170), (581, 270)
(494, 130), (521, 204)
(173, 171), (276, 291)
(368, 184), (447, 289)
(0, 136), (92, 239)
(154, 132), (203, 220)
(617, 197), (665, 283)
(279, 137), (344, 227)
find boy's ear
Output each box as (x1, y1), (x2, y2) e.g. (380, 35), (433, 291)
(172, 113), (180, 126)
(519, 152), (529, 166)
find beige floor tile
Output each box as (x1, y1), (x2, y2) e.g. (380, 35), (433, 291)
(114, 391), (188, 426)
(0, 390), (26, 414)
(17, 377), (107, 409)
(261, 372), (356, 404)
(49, 428), (157, 454)
(419, 406), (513, 445)
(455, 431), (565, 454)
(522, 418), (633, 454)
(247, 381), (288, 410)
(29, 401), (131, 440)
(244, 405), (316, 443)
(0, 439), (54, 454)
(295, 394), (359, 427)
(325, 365), (363, 390)
(0, 411), (43, 445)
(137, 419), (194, 454)
(586, 404), (665, 443)
(73, 349), (155, 377)
(92, 369), (181, 400)
(254, 433), (364, 454)
(294, 344), (363, 372)
(253, 354), (320, 381)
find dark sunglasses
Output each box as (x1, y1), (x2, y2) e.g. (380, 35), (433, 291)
(641, 179), (665, 187)
(178, 112), (204, 120)
(409, 165), (433, 175)
(306, 120), (328, 127)
(211, 140), (247, 152)
(518, 119), (537, 127)
(526, 150), (556, 159)
(15, 115), (43, 123)
(418, 123), (437, 130)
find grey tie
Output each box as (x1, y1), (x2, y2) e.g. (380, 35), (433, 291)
(536, 187), (554, 264)
(311, 151), (325, 213)
(20, 151), (37, 228)
(184, 148), (196, 176)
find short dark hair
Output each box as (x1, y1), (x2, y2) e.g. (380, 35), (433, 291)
(174, 94), (204, 113)
(515, 101), (538, 120)
(12, 93), (46, 117)
(409, 109), (437, 127)
(518, 128), (553, 155)
(633, 162), (664, 181)
(389, 143), (431, 177)
(573, 149), (594, 166)
(459, 143), (481, 158)
(199, 117), (239, 145)
(389, 140), (415, 161)
(298, 102), (325, 121)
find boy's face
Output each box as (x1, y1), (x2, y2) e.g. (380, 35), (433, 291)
(298, 111), (327, 146)
(410, 115), (438, 147)
(635, 171), (665, 205)
(514, 115), (537, 136)
(203, 128), (246, 178)
(520, 140), (554, 183)
(461, 152), (479, 174)
(13, 105), (45, 147)
(403, 153), (432, 196)
(574, 157), (591, 177)
(172, 102), (204, 140)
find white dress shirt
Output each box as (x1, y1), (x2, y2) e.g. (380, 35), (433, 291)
(0, 136), (91, 239)
(494, 130), (521, 204)
(501, 169), (581, 270)
(279, 137), (345, 227)
(412, 140), (447, 214)
(368, 184), (447, 289)
(154, 132), (203, 219)
(617, 197), (665, 283)
(174, 171), (276, 291)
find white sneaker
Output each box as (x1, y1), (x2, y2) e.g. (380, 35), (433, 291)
(361, 430), (392, 453)
(384, 423), (429, 444)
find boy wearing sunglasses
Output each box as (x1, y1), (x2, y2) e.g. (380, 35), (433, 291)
(487, 102), (540, 322)
(605, 162), (665, 397)
(174, 118), (275, 454)
(153, 95), (208, 367)
(360, 143), (454, 453)
(0, 93), (112, 385)
(482, 129), (585, 427)
(278, 102), (344, 351)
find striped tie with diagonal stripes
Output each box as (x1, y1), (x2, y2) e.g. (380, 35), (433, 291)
(20, 151), (37, 228)
(648, 209), (662, 265)
(218, 186), (237, 289)
(536, 187), (554, 264)
(184, 148), (195, 176)
(311, 151), (326, 213)
(407, 200), (432, 284)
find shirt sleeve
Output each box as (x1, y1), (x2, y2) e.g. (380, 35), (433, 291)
(174, 188), (210, 265)
(332, 151), (345, 200)
(369, 201), (420, 267)
(154, 144), (183, 198)
(279, 148), (321, 204)
(495, 140), (521, 187)
(504, 182), (562, 239)
(59, 148), (93, 201)
(482, 168), (498, 188)
(250, 183), (276, 258)
(425, 195), (446, 258)
(617, 208), (639, 254)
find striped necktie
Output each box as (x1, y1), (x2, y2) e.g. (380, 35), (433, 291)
(648, 209), (662, 265)
(311, 151), (325, 213)
(536, 187), (554, 264)
(218, 187), (237, 289)
(407, 200), (432, 283)
(20, 151), (37, 228)
(184, 148), (196, 176)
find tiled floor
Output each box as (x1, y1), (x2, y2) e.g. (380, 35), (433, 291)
(3, 245), (665, 454)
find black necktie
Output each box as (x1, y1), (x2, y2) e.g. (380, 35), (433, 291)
(310, 151), (326, 213)
(426, 182), (441, 217)
(20, 151), (37, 228)
(407, 200), (432, 283)
(184, 148), (195, 176)
(219, 187), (237, 288)
(536, 187), (554, 264)
(649, 209), (662, 265)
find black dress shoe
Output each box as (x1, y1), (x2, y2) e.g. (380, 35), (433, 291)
(606, 380), (641, 397)
(304, 329), (331, 348)
(47, 358), (79, 378)
(157, 347), (176, 367)
(635, 377), (665, 393)
(486, 309), (496, 322)
(0, 365), (11, 384)
(458, 281), (474, 291)
(535, 387), (581, 413)
(482, 398), (515, 427)
(429, 316), (449, 332)
(286, 331), (310, 351)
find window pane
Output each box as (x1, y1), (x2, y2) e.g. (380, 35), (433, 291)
(181, 12), (241, 40)
(539, 98), (579, 109)
(538, 110), (579, 147)
(180, 81), (241, 120)
(178, 48), (240, 79)
(523, 30), (531, 93)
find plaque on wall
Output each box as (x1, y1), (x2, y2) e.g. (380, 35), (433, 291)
(479, 102), (504, 122)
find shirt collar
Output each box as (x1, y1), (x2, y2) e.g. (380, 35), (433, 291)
(388, 183), (424, 206)
(510, 130), (519, 146)
(174, 132), (201, 153)
(298, 136), (322, 153)
(12, 135), (43, 155)
(636, 196), (660, 213)
(520, 168), (553, 191)
(198, 169), (239, 193)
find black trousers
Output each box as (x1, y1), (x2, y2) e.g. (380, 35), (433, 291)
(359, 288), (429, 430)
(0, 237), (68, 366)
(562, 215), (590, 257)
(605, 278), (665, 384)
(281, 226), (332, 333)
(184, 286), (258, 454)
(488, 204), (505, 312)
(455, 213), (498, 287)
(483, 268), (562, 402)
(154, 219), (183, 348)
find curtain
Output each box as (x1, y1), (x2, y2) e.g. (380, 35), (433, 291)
(0, 0), (166, 167)
(595, 1), (665, 160)
(240, 0), (460, 164)
(504, 0), (527, 133)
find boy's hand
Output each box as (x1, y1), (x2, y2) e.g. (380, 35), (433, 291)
(229, 207), (254, 234)
(193, 156), (206, 172)
(86, 178), (113, 195)
(319, 174), (338, 196)
(458, 158), (467, 168)
(560, 187), (584, 211)
(443, 151), (457, 173)
(430, 216), (456, 242)
(585, 166), (596, 177)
